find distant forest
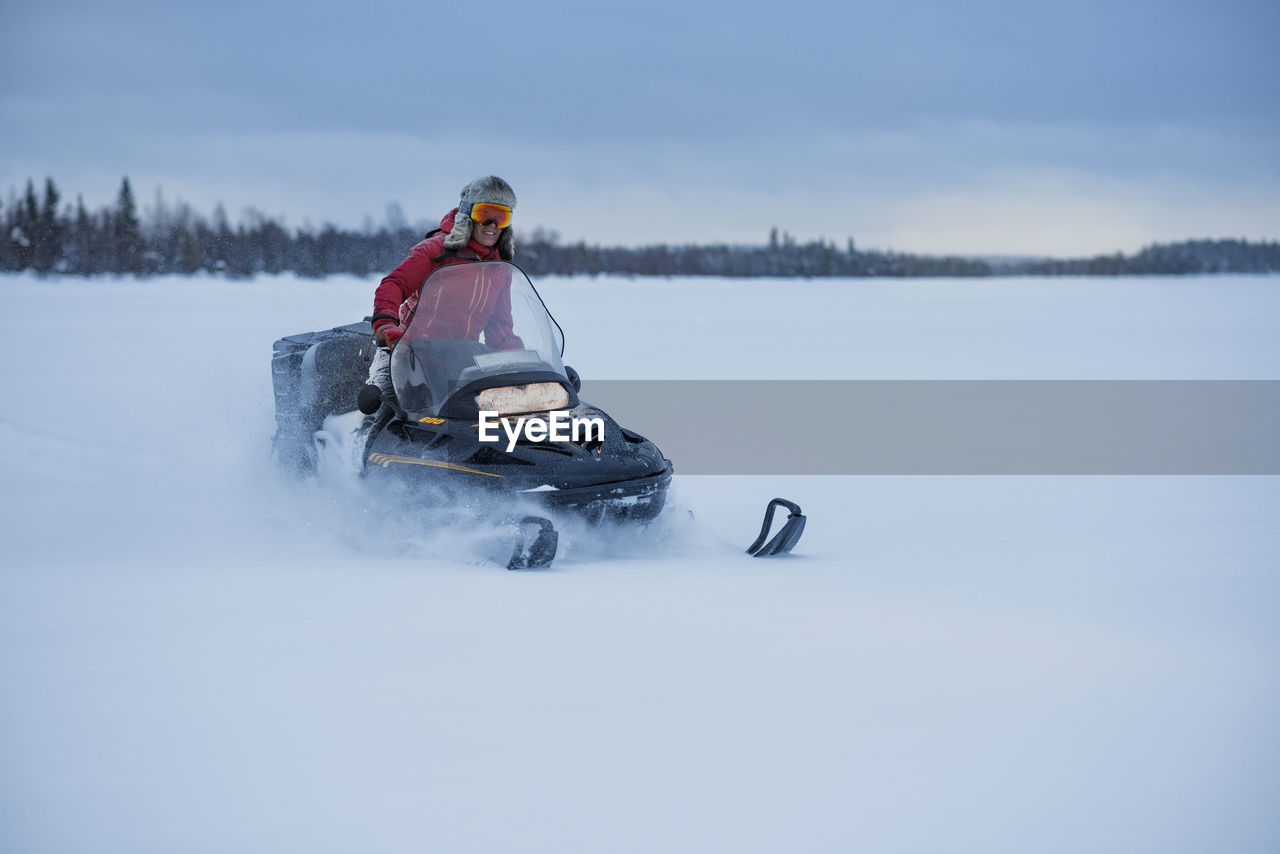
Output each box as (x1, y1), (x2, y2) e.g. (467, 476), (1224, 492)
(4, 177), (1279, 279)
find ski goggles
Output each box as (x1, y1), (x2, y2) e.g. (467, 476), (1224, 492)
(469, 202), (513, 229)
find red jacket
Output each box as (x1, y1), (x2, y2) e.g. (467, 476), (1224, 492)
(372, 209), (520, 348)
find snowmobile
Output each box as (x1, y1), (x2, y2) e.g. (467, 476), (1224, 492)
(271, 261), (671, 566)
(270, 260), (804, 569)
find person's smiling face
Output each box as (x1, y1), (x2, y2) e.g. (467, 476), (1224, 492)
(473, 220), (501, 247)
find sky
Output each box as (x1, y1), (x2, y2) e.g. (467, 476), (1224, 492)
(2, 0), (1278, 256)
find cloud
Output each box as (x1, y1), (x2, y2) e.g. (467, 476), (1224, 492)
(6, 119), (1275, 256)
(3, 1), (1277, 254)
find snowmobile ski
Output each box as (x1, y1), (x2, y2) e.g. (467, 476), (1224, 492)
(746, 498), (807, 557)
(508, 516), (559, 569)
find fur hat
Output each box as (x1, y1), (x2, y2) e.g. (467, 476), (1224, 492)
(443, 175), (517, 259)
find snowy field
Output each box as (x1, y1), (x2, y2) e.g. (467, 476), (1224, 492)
(1, 271), (1278, 853)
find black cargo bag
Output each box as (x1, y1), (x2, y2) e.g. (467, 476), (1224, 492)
(270, 320), (374, 472)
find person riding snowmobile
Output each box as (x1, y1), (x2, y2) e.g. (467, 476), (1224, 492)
(366, 175), (520, 411)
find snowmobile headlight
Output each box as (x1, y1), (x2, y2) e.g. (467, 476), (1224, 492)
(469, 203), (513, 229)
(477, 382), (570, 415)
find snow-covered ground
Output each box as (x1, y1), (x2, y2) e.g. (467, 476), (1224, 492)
(1, 272), (1278, 853)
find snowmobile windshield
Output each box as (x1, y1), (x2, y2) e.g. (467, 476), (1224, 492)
(390, 261), (570, 419)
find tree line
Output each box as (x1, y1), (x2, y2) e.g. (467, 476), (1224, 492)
(4, 176), (1278, 279)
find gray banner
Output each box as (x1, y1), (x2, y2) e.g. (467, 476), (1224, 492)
(578, 381), (1280, 474)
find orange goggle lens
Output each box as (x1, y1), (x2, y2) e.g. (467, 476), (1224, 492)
(469, 203), (512, 228)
